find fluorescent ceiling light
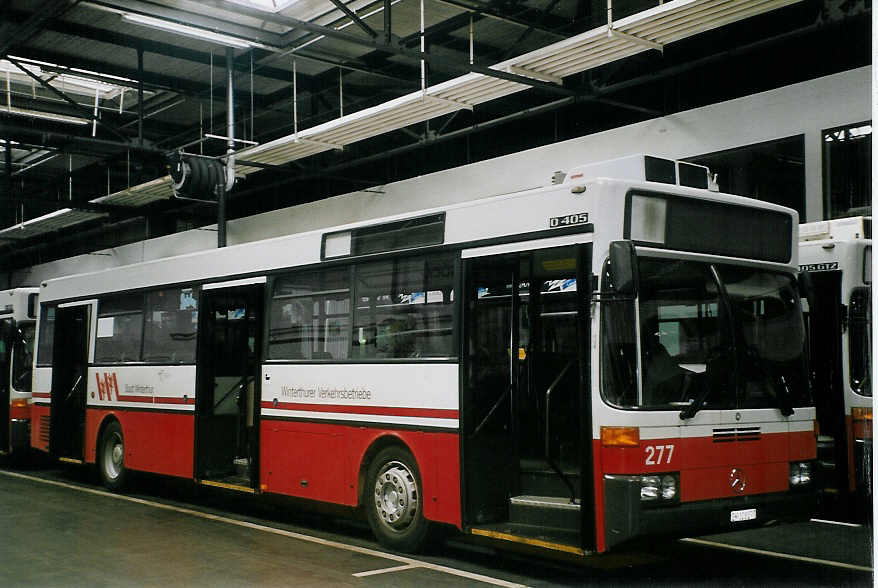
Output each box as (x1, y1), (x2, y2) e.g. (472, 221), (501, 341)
(122, 13), (254, 48)
(1, 106), (90, 125)
(0, 60), (40, 76)
(225, 0), (299, 13)
(1, 58), (135, 100)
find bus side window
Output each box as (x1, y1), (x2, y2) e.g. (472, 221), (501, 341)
(353, 253), (454, 360)
(849, 286), (872, 396)
(95, 294), (144, 364)
(269, 267), (350, 361)
(143, 287), (199, 363)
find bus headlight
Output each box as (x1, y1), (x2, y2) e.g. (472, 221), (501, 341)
(640, 476), (661, 501)
(639, 473), (678, 504)
(605, 473), (680, 507)
(661, 475), (677, 500)
(789, 461), (812, 487)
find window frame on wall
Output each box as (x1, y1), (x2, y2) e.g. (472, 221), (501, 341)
(683, 135), (806, 221)
(822, 121), (872, 220)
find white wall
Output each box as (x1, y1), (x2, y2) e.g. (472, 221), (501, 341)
(9, 66), (870, 287)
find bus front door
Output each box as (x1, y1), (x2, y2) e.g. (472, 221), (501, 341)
(49, 305), (90, 462)
(805, 270), (850, 513)
(463, 244), (592, 550)
(195, 284), (263, 492)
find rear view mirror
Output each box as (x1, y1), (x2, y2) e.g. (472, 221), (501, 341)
(609, 240), (639, 296)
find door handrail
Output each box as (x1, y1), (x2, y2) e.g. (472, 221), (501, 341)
(470, 386), (510, 439)
(545, 359), (577, 503)
(65, 374), (83, 403)
(214, 375), (252, 410)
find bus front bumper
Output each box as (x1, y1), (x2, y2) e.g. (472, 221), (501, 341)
(604, 476), (817, 551)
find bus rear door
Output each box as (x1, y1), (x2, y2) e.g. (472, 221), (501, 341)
(195, 281), (264, 492)
(49, 302), (92, 463)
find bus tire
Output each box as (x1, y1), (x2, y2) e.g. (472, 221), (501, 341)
(98, 420), (127, 491)
(365, 446), (430, 553)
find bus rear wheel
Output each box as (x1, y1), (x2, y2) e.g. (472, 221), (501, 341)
(98, 421), (127, 491)
(365, 446), (430, 553)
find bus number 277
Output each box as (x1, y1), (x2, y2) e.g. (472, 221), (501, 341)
(644, 444), (675, 465)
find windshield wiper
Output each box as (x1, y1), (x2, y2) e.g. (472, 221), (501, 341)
(776, 374), (795, 416)
(679, 383), (711, 420)
(742, 345), (795, 417)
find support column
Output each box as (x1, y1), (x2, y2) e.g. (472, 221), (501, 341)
(137, 46), (144, 147)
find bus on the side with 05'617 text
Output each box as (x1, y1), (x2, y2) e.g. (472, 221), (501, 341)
(1, 288), (38, 462)
(30, 154), (817, 556)
(799, 216), (871, 520)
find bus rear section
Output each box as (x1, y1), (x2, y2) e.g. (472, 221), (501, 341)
(0, 288), (38, 460)
(799, 217), (872, 519)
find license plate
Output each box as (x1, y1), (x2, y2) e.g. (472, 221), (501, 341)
(730, 508), (757, 522)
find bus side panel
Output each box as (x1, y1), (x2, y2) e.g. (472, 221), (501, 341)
(30, 401), (50, 452)
(260, 420), (461, 527)
(85, 409), (194, 479)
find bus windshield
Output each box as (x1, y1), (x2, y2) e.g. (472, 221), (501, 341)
(12, 323), (35, 392)
(601, 258), (810, 411)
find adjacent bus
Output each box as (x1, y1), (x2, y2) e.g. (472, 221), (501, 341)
(1, 288), (39, 460)
(31, 155), (816, 555)
(799, 217), (871, 518)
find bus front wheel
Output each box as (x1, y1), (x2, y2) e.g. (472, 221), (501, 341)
(365, 446), (430, 552)
(98, 420), (127, 491)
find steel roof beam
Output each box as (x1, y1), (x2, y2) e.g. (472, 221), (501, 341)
(4, 11), (313, 92)
(84, 0), (286, 47)
(80, 1), (572, 100)
(5, 56), (131, 143)
(326, 0), (379, 39)
(432, 0), (568, 38)
(0, 0), (80, 57)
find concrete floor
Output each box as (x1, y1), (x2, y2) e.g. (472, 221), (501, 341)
(0, 471), (520, 587)
(0, 466), (872, 587)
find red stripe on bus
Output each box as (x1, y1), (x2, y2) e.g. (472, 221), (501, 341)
(154, 397), (195, 405)
(114, 395), (154, 403)
(9, 405), (28, 420)
(31, 392), (50, 398)
(262, 401), (458, 419)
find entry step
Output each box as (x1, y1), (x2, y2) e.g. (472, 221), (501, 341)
(509, 495), (580, 531)
(510, 495), (580, 509)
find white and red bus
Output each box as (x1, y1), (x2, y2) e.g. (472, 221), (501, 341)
(799, 217), (871, 518)
(0, 287), (39, 460)
(31, 155), (816, 555)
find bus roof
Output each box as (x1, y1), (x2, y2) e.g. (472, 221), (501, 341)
(39, 172), (798, 304)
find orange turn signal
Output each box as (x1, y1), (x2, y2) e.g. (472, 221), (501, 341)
(10, 398), (28, 409)
(852, 407), (873, 421)
(852, 407), (873, 440)
(600, 426), (640, 447)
